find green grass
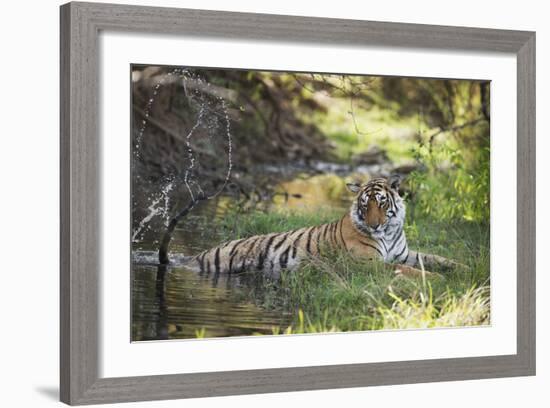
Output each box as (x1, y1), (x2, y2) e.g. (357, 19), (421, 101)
(208, 207), (490, 336)
(216, 206), (344, 239)
(301, 100), (422, 162)
(197, 75), (490, 335)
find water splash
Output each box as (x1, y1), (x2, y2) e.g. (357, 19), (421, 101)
(132, 179), (174, 243)
(209, 97), (233, 199)
(183, 104), (205, 201)
(132, 67), (234, 245)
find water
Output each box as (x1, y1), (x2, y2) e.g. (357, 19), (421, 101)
(132, 264), (291, 340)
(131, 173), (357, 341)
(132, 196), (289, 341)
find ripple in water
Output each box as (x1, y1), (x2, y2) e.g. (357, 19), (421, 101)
(131, 262), (291, 341)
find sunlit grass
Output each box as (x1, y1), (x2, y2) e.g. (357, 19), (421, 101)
(301, 99), (423, 162)
(371, 286), (490, 330)
(217, 206), (344, 239)
(204, 208), (490, 337)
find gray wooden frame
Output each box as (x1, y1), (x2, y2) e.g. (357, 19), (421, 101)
(60, 1), (536, 405)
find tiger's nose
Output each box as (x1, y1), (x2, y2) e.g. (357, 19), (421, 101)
(371, 223), (380, 230)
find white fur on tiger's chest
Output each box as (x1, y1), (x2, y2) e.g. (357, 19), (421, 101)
(379, 228), (408, 263)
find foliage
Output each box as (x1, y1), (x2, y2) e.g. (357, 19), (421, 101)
(407, 143), (490, 222)
(133, 67), (491, 239)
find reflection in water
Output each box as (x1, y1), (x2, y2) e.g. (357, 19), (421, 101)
(132, 172), (359, 341)
(154, 265), (168, 340)
(132, 262), (290, 340)
(273, 173), (351, 212)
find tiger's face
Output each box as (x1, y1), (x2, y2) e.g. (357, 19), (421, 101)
(347, 175), (405, 238)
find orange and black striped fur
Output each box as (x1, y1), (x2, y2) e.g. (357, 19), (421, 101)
(181, 176), (458, 278)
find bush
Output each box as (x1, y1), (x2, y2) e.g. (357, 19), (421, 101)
(407, 137), (489, 223)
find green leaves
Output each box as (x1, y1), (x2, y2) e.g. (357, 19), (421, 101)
(408, 141), (489, 223)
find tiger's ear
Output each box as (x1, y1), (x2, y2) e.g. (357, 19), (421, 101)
(388, 174), (402, 191)
(346, 182), (361, 194)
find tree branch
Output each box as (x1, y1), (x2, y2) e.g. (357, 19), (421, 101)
(428, 117), (487, 149)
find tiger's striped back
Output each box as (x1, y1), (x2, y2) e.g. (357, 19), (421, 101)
(181, 176), (419, 277)
(188, 220), (346, 278)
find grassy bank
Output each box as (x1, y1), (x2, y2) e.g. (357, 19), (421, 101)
(210, 206), (490, 335)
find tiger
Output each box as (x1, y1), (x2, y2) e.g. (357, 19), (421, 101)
(177, 175), (460, 278)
